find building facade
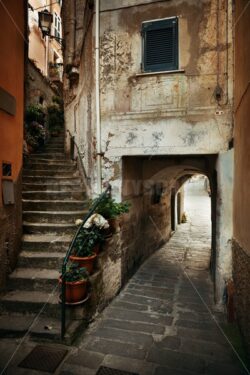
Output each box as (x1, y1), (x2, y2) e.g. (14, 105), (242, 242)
(28, 0), (63, 80)
(63, 0), (234, 306)
(0, 0), (27, 289)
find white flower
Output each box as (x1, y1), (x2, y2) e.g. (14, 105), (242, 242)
(83, 213), (109, 229)
(75, 219), (83, 226)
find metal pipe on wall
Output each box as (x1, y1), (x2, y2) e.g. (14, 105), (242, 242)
(95, 0), (102, 194)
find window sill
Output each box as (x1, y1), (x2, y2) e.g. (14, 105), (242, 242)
(135, 69), (185, 77)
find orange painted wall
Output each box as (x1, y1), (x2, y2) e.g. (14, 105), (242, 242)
(233, 0), (250, 252)
(0, 0), (25, 206)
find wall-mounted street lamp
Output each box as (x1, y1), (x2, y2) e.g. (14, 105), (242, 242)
(38, 9), (63, 44)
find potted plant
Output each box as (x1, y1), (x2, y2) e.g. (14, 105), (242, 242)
(25, 105), (47, 152)
(59, 263), (88, 303)
(69, 226), (103, 274)
(90, 196), (130, 234)
(70, 214), (108, 273)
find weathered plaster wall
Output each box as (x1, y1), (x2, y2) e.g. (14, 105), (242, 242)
(64, 0), (233, 192)
(233, 0), (250, 356)
(215, 150), (234, 306)
(99, 0), (233, 168)
(64, 15), (96, 194)
(63, 0), (234, 303)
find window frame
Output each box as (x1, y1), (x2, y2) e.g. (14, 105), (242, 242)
(141, 16), (179, 73)
(54, 12), (62, 39)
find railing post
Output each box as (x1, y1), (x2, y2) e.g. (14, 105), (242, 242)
(60, 183), (112, 340)
(61, 264), (66, 340)
(70, 135), (75, 160)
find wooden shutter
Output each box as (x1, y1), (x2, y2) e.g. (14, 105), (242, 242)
(142, 17), (178, 72)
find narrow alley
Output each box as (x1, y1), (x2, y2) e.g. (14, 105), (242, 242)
(0, 1), (250, 374)
(56, 180), (247, 375)
(0, 179), (248, 374)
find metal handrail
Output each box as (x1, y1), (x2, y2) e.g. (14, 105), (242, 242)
(61, 183), (111, 339)
(67, 129), (91, 191)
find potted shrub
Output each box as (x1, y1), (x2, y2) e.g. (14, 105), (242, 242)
(25, 105), (47, 152)
(59, 263), (88, 304)
(90, 196), (130, 234)
(69, 226), (103, 274)
(70, 214), (108, 272)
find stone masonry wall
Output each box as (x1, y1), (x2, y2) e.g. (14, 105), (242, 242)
(232, 239), (250, 358)
(120, 157), (172, 284)
(26, 60), (59, 108)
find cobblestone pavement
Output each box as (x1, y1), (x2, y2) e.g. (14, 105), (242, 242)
(58, 180), (248, 375)
(0, 181), (248, 375)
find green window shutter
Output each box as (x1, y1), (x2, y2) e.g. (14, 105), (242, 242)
(142, 17), (178, 72)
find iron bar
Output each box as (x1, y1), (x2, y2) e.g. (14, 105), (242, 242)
(67, 130), (90, 189)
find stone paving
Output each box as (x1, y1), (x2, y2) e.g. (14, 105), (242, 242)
(0, 180), (249, 374)
(57, 180), (248, 375)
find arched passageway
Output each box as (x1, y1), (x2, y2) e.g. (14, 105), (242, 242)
(121, 155), (225, 301)
(122, 154), (233, 305)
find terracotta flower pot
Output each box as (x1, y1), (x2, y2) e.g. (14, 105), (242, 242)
(59, 277), (87, 303)
(69, 253), (97, 275)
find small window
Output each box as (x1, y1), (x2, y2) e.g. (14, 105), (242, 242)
(54, 13), (61, 39)
(151, 183), (163, 205)
(142, 17), (178, 72)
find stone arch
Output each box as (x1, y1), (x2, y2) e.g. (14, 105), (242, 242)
(121, 155), (220, 298)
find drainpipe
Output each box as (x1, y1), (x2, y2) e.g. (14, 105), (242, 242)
(95, 0), (102, 194)
(64, 0), (75, 68)
(45, 35), (49, 76)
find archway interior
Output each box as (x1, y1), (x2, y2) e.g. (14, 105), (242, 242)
(121, 155), (216, 283)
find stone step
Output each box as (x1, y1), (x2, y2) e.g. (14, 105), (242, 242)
(22, 234), (72, 252)
(23, 169), (79, 177)
(30, 153), (67, 160)
(0, 290), (60, 318)
(22, 191), (86, 200)
(0, 314), (60, 340)
(25, 158), (72, 165)
(8, 267), (59, 291)
(45, 138), (64, 143)
(24, 163), (75, 171)
(18, 252), (64, 270)
(23, 221), (77, 235)
(22, 199), (87, 211)
(43, 147), (65, 153)
(25, 157), (73, 168)
(22, 176), (82, 184)
(0, 313), (84, 344)
(23, 210), (87, 223)
(46, 140), (65, 145)
(22, 183), (84, 192)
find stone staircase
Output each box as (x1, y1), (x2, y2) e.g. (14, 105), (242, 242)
(0, 134), (89, 342)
